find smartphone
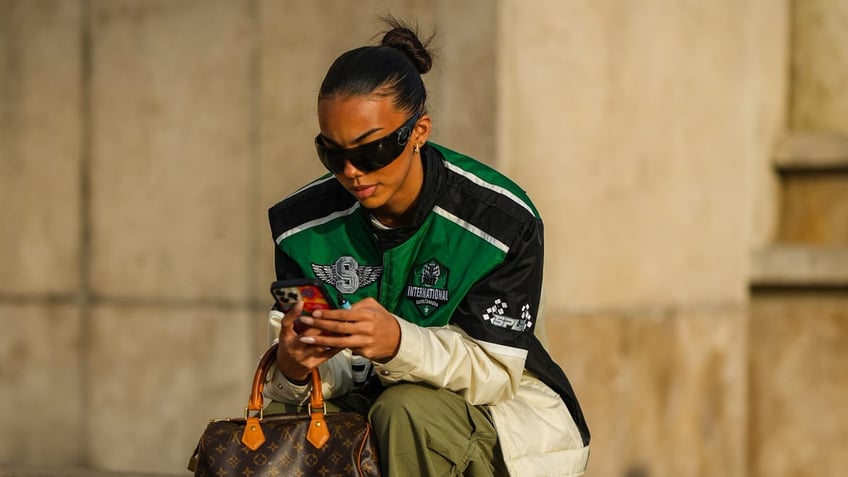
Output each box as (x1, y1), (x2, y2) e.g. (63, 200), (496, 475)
(270, 278), (338, 334)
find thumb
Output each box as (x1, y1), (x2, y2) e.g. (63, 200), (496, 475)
(279, 301), (304, 336)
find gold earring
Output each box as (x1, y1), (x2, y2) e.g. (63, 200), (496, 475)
(413, 143), (420, 154)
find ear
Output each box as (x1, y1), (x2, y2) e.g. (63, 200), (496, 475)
(413, 113), (432, 146)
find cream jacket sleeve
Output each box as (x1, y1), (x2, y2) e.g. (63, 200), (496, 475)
(372, 316), (527, 406)
(263, 309), (525, 407)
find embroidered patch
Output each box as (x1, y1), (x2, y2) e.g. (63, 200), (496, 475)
(406, 259), (450, 317)
(311, 256), (382, 294)
(481, 299), (533, 332)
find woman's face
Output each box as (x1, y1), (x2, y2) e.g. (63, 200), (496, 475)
(317, 95), (430, 226)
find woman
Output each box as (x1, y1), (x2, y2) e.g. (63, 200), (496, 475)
(264, 18), (590, 477)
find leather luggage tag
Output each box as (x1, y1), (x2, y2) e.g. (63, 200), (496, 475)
(307, 413), (330, 449)
(241, 416), (266, 451)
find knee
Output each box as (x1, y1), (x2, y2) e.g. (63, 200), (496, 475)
(368, 383), (440, 429)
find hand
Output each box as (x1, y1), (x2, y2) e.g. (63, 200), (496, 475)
(275, 301), (341, 382)
(299, 297), (401, 362)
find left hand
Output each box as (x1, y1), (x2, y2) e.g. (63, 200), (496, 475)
(298, 297), (401, 362)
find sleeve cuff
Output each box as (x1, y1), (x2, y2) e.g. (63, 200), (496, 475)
(372, 316), (425, 383)
(264, 367), (312, 405)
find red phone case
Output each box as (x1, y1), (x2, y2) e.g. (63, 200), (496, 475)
(270, 279), (337, 335)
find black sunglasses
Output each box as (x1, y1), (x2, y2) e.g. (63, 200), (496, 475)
(315, 112), (421, 174)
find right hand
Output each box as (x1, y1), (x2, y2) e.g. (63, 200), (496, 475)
(275, 301), (341, 383)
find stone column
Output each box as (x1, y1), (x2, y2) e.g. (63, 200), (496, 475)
(0, 0), (85, 467)
(497, 1), (788, 476)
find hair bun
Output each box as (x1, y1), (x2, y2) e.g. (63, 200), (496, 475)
(380, 19), (433, 75)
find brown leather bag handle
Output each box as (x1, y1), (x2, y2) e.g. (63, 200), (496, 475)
(241, 343), (330, 450)
(246, 343), (281, 414)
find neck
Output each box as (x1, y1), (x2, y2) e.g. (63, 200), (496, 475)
(373, 151), (425, 227)
(372, 206), (416, 228)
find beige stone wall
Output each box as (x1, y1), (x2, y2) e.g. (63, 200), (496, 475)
(0, 0), (82, 295)
(3, 1), (845, 476)
(749, 2), (848, 477)
(1, 0), (85, 467)
(499, 0), (788, 308)
(499, 2), (788, 475)
(792, 0), (848, 133)
(749, 292), (848, 477)
(0, 0), (496, 473)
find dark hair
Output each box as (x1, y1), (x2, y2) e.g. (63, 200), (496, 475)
(318, 17), (434, 115)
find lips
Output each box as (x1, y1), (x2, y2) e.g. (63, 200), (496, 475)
(351, 184), (377, 200)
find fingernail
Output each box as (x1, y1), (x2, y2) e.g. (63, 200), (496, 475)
(300, 336), (316, 344)
(298, 316), (314, 325)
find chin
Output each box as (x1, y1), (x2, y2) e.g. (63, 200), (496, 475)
(355, 195), (386, 210)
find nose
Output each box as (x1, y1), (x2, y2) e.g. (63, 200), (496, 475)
(341, 159), (364, 178)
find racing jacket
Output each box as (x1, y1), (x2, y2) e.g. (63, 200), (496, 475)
(265, 143), (590, 476)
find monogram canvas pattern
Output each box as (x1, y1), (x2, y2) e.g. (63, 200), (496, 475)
(191, 413), (379, 477)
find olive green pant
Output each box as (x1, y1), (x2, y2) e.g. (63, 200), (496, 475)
(266, 383), (508, 476)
